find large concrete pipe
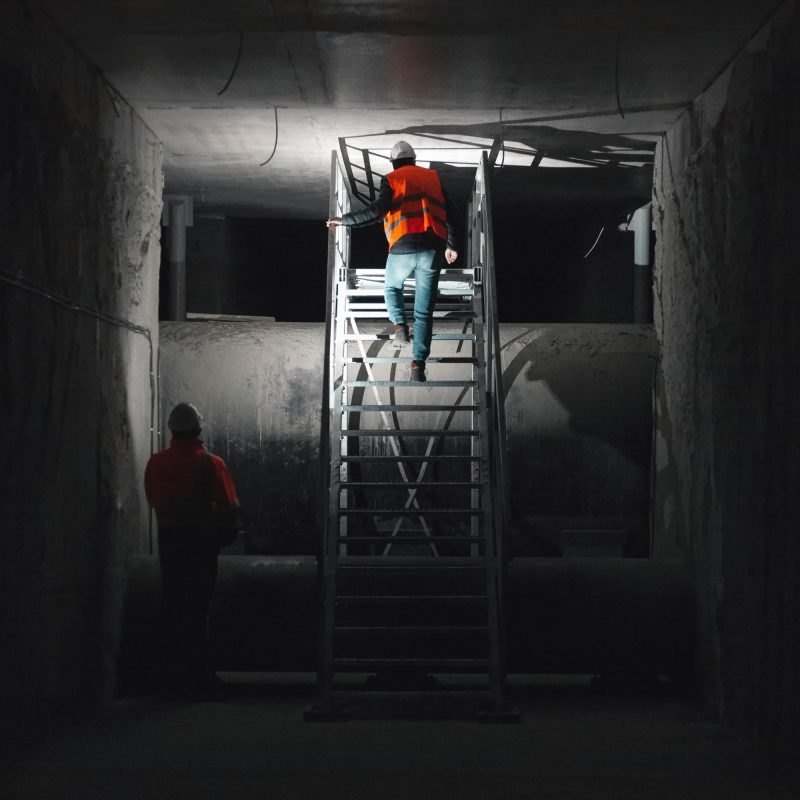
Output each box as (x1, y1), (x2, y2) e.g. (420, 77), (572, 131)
(158, 322), (657, 558)
(120, 556), (692, 680)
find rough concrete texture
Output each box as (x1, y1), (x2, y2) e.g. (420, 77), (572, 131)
(652, 1), (800, 740)
(0, 2), (163, 735)
(159, 321), (325, 554)
(158, 322), (655, 556)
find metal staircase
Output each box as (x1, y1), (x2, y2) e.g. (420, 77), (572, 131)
(306, 152), (515, 720)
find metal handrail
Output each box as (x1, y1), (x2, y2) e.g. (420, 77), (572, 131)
(466, 154), (511, 701)
(468, 153), (509, 567)
(316, 152), (352, 703)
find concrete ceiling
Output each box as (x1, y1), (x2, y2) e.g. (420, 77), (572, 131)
(42, 0), (780, 218)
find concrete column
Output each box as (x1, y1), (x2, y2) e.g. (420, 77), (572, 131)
(161, 195), (193, 321)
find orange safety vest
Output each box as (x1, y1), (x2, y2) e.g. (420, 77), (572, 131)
(383, 165), (448, 250)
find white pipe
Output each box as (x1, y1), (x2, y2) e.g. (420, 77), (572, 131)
(632, 203), (652, 266)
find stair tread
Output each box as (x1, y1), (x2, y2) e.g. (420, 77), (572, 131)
(345, 312), (476, 319)
(345, 289), (474, 298)
(344, 381), (476, 388)
(341, 429), (478, 436)
(341, 455), (479, 461)
(343, 334), (476, 341)
(337, 594), (487, 601)
(333, 658), (491, 667)
(346, 268), (473, 275)
(336, 538), (482, 545)
(337, 509), (482, 516)
(342, 404), (478, 412)
(337, 556), (490, 568)
(345, 356), (477, 363)
(335, 625), (488, 633)
(332, 689), (492, 699)
(340, 481), (481, 487)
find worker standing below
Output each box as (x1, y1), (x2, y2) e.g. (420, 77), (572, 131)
(326, 141), (459, 382)
(144, 402), (242, 696)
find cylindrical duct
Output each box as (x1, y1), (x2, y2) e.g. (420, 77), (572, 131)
(632, 204), (652, 266)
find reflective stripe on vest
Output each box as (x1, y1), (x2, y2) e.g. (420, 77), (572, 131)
(383, 166), (448, 249)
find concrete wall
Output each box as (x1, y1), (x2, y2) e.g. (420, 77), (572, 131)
(158, 321), (655, 557)
(0, 2), (163, 734)
(652, 1), (800, 740)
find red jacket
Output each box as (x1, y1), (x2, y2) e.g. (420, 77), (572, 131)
(144, 437), (239, 529)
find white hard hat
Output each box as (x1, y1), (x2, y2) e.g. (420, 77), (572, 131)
(390, 140), (416, 161)
(168, 402), (202, 434)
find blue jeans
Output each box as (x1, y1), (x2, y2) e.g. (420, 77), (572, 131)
(384, 249), (444, 363)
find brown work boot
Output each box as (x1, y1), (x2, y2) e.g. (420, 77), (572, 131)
(410, 360), (426, 382)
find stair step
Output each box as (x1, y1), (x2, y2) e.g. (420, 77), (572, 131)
(345, 356), (477, 364)
(345, 311), (476, 319)
(337, 508), (482, 517)
(336, 534), (483, 558)
(335, 595), (488, 628)
(344, 334), (476, 341)
(332, 658), (491, 670)
(345, 289), (474, 299)
(346, 302), (471, 310)
(344, 380), (476, 388)
(346, 268), (474, 277)
(340, 481), (481, 488)
(337, 594), (487, 602)
(342, 404), (478, 412)
(337, 556), (488, 568)
(335, 626), (488, 634)
(340, 455), (479, 462)
(336, 536), (483, 544)
(341, 429), (478, 437)
(332, 689), (492, 700)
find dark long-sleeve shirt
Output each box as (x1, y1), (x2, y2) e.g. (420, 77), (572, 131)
(341, 173), (460, 254)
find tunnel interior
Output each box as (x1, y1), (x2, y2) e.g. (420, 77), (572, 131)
(2, 0), (799, 778)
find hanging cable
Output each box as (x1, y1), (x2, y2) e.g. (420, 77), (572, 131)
(615, 33), (626, 119)
(217, 31), (244, 96)
(260, 106), (280, 166)
(583, 225), (606, 259)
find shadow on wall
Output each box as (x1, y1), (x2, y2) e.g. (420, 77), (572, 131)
(500, 325), (656, 557)
(341, 117), (656, 205)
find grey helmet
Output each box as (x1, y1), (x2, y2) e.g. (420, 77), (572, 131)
(167, 402), (202, 434)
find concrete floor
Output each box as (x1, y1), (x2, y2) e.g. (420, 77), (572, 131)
(3, 675), (798, 800)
